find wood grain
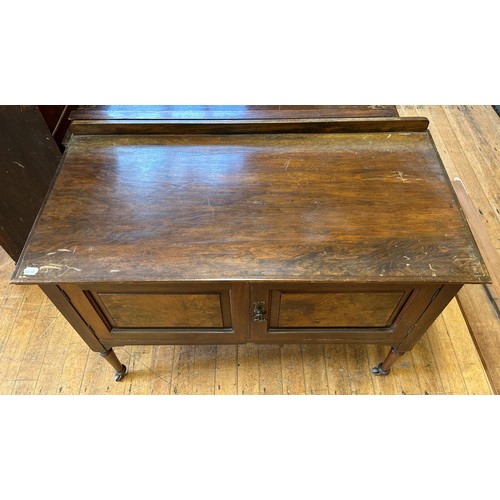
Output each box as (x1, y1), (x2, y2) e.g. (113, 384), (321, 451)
(457, 285), (500, 394)
(57, 341), (89, 394)
(444, 107), (500, 209)
(97, 293), (224, 328)
(14, 131), (487, 285)
(12, 379), (37, 395)
(409, 331), (445, 394)
(413, 106), (499, 252)
(258, 345), (283, 395)
(15, 294), (57, 381)
(425, 314), (468, 394)
(391, 352), (423, 395)
(34, 314), (75, 394)
(170, 345), (195, 394)
(281, 344), (306, 395)
(398, 105), (500, 394)
(277, 291), (404, 327)
(0, 294), (43, 382)
(215, 345), (237, 394)
(302, 344), (328, 394)
(149, 345), (175, 394)
(452, 178), (499, 297)
(325, 345), (352, 395)
(345, 345), (375, 395)
(236, 343), (259, 395)
(192, 344), (217, 395)
(67, 117), (428, 136)
(70, 105), (399, 121)
(122, 346), (154, 395)
(442, 298), (492, 394)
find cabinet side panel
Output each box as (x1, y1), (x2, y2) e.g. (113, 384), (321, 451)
(40, 285), (106, 352)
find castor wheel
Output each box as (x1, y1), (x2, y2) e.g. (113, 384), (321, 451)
(114, 364), (128, 381)
(371, 363), (390, 376)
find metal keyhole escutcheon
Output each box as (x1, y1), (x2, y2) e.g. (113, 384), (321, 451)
(253, 301), (267, 322)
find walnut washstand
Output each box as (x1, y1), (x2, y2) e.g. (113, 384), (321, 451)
(12, 114), (489, 381)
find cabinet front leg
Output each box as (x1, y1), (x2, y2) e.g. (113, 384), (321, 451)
(99, 348), (128, 381)
(371, 347), (405, 376)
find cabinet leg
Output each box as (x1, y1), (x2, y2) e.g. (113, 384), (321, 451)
(99, 348), (128, 381)
(371, 347), (405, 376)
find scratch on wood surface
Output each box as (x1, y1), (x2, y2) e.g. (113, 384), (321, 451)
(109, 269), (120, 273)
(429, 263), (437, 276)
(39, 265), (63, 271)
(283, 159), (301, 185)
(206, 196), (215, 217)
(11, 161), (25, 168)
(39, 264), (82, 278)
(56, 266), (82, 278)
(169, 180), (196, 192)
(61, 265), (81, 272)
(46, 248), (78, 256)
(393, 170), (409, 183)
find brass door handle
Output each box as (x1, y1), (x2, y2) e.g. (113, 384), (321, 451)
(252, 301), (267, 322)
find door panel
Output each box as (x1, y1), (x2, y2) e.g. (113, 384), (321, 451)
(276, 291), (405, 328)
(61, 282), (249, 346)
(251, 283), (437, 344)
(96, 292), (225, 328)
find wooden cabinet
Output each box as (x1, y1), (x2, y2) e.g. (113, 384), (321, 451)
(0, 105), (76, 262)
(0, 106), (61, 261)
(249, 283), (439, 344)
(59, 282), (249, 345)
(11, 106), (489, 381)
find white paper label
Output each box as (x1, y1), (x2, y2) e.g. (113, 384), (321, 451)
(23, 267), (39, 276)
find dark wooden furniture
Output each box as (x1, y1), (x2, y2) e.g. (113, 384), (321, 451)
(38, 105), (77, 151)
(0, 105), (76, 262)
(0, 106), (62, 262)
(11, 106), (489, 381)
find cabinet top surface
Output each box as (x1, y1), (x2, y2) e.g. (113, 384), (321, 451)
(13, 129), (488, 284)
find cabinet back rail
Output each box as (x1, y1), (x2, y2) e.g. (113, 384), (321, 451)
(66, 117), (430, 138)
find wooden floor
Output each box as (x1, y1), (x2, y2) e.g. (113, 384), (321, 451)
(0, 105), (498, 395)
(398, 105), (500, 394)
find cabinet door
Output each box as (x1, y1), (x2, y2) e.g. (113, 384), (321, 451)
(250, 283), (439, 344)
(60, 282), (249, 347)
